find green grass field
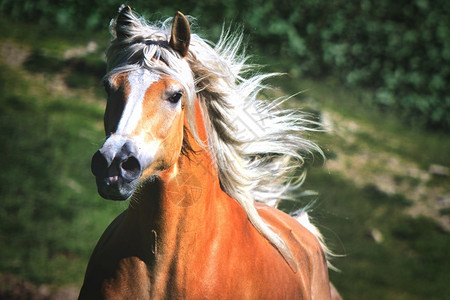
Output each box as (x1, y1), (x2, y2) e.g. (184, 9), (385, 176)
(0, 22), (449, 299)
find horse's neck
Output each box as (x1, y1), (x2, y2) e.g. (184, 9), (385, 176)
(126, 99), (226, 250)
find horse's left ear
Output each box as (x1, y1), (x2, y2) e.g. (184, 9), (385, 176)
(169, 11), (191, 57)
(115, 5), (134, 40)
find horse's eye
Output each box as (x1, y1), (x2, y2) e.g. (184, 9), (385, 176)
(104, 80), (117, 96)
(168, 92), (183, 104)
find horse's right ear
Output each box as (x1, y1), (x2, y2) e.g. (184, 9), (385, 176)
(115, 5), (134, 40)
(169, 11), (191, 57)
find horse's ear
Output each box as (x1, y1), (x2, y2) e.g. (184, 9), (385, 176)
(115, 5), (134, 40)
(169, 11), (191, 57)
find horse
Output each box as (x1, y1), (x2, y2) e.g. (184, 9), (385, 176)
(79, 5), (341, 299)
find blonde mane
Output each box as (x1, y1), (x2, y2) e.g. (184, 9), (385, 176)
(105, 7), (326, 265)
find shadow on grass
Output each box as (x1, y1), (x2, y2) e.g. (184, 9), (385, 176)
(24, 49), (105, 89)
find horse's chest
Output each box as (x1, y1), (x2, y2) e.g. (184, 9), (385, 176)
(146, 250), (302, 299)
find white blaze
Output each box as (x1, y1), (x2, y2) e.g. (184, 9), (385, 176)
(101, 69), (161, 171)
(116, 69), (160, 135)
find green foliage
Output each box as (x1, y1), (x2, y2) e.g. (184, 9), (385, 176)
(244, 0), (450, 130)
(2, 0), (448, 129)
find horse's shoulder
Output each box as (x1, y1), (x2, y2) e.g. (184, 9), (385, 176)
(80, 210), (154, 298)
(255, 203), (332, 298)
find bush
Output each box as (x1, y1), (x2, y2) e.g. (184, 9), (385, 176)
(242, 0), (450, 130)
(1, 0), (449, 130)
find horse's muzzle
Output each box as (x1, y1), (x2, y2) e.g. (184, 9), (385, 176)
(91, 142), (142, 200)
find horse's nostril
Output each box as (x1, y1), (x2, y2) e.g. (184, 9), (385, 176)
(122, 156), (140, 172)
(120, 156), (141, 180)
(91, 151), (109, 177)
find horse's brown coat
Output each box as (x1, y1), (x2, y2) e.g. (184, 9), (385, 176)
(79, 100), (336, 299)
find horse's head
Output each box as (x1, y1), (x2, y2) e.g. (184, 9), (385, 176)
(91, 7), (194, 200)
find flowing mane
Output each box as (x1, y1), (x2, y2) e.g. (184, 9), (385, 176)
(105, 7), (326, 262)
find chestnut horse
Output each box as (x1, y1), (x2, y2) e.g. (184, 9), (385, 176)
(79, 6), (341, 299)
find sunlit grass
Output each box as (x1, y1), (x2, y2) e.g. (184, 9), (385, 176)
(275, 75), (450, 169)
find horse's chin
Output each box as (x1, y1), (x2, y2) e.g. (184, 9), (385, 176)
(95, 177), (138, 201)
(98, 190), (132, 201)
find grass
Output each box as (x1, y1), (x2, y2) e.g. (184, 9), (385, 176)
(1, 20), (449, 299)
(299, 170), (450, 300)
(0, 38), (124, 287)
